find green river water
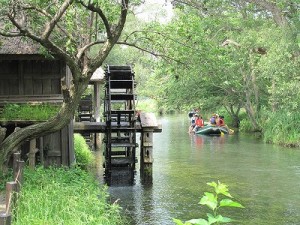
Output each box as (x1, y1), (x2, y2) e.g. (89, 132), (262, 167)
(108, 115), (300, 225)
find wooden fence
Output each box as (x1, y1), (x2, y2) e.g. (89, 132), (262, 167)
(0, 153), (24, 225)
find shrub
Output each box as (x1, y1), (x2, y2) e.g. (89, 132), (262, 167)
(74, 134), (95, 169)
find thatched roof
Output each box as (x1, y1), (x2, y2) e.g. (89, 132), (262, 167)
(0, 36), (41, 55)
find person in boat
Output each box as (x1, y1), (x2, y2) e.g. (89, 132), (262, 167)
(209, 114), (217, 125)
(193, 114), (204, 132)
(217, 115), (232, 134)
(188, 113), (197, 133)
(218, 115), (225, 126)
(215, 114), (220, 125)
(188, 108), (199, 118)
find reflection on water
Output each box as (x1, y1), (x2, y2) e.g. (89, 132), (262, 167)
(107, 115), (300, 225)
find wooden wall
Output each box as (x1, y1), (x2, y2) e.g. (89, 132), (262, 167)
(0, 57), (74, 167)
(0, 60), (64, 95)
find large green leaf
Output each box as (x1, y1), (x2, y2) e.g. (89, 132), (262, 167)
(199, 192), (218, 210)
(220, 199), (244, 208)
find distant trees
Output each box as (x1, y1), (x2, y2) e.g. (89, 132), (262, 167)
(132, 0), (300, 130)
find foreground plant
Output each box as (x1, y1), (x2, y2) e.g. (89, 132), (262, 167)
(173, 181), (244, 225)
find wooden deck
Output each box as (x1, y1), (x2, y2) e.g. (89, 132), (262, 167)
(73, 121), (162, 133)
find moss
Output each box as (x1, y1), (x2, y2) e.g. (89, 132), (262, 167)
(0, 103), (59, 121)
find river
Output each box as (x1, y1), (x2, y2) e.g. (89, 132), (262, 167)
(107, 115), (300, 225)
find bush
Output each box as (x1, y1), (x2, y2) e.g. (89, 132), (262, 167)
(74, 134), (95, 169)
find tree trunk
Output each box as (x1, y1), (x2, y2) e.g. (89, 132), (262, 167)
(226, 104), (241, 128)
(0, 84), (84, 174)
(242, 66), (261, 132)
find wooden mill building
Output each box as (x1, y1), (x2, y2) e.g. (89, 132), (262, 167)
(0, 37), (74, 167)
(0, 37), (162, 185)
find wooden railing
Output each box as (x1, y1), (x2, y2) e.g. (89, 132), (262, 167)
(0, 153), (25, 225)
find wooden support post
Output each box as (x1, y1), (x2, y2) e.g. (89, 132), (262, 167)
(140, 128), (154, 184)
(5, 182), (17, 215)
(0, 126), (7, 144)
(13, 153), (20, 181)
(28, 139), (38, 169)
(39, 137), (44, 166)
(94, 82), (102, 150)
(139, 112), (161, 185)
(0, 212), (11, 225)
(15, 161), (24, 192)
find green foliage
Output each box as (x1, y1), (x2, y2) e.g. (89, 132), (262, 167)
(262, 110), (300, 147)
(136, 98), (158, 112)
(173, 181), (244, 225)
(74, 134), (95, 170)
(13, 166), (125, 225)
(0, 104), (59, 121)
(239, 119), (254, 133)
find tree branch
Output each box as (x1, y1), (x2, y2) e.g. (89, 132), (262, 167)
(77, 0), (112, 39)
(117, 41), (185, 65)
(23, 5), (75, 42)
(42, 0), (74, 40)
(246, 0), (288, 27)
(77, 40), (105, 59)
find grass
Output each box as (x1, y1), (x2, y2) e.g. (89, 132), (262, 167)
(13, 166), (126, 225)
(0, 103), (59, 121)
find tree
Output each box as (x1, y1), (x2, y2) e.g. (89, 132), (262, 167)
(0, 0), (132, 173)
(133, 0), (299, 130)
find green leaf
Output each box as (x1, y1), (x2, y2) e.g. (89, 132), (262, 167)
(207, 182), (217, 188)
(186, 218), (209, 225)
(199, 192), (218, 210)
(172, 218), (186, 225)
(215, 181), (232, 198)
(220, 199), (245, 208)
(207, 213), (232, 224)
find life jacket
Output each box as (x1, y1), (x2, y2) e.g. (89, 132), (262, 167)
(219, 118), (225, 126)
(195, 118), (204, 127)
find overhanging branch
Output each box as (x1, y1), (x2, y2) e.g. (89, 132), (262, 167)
(42, 0), (74, 40)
